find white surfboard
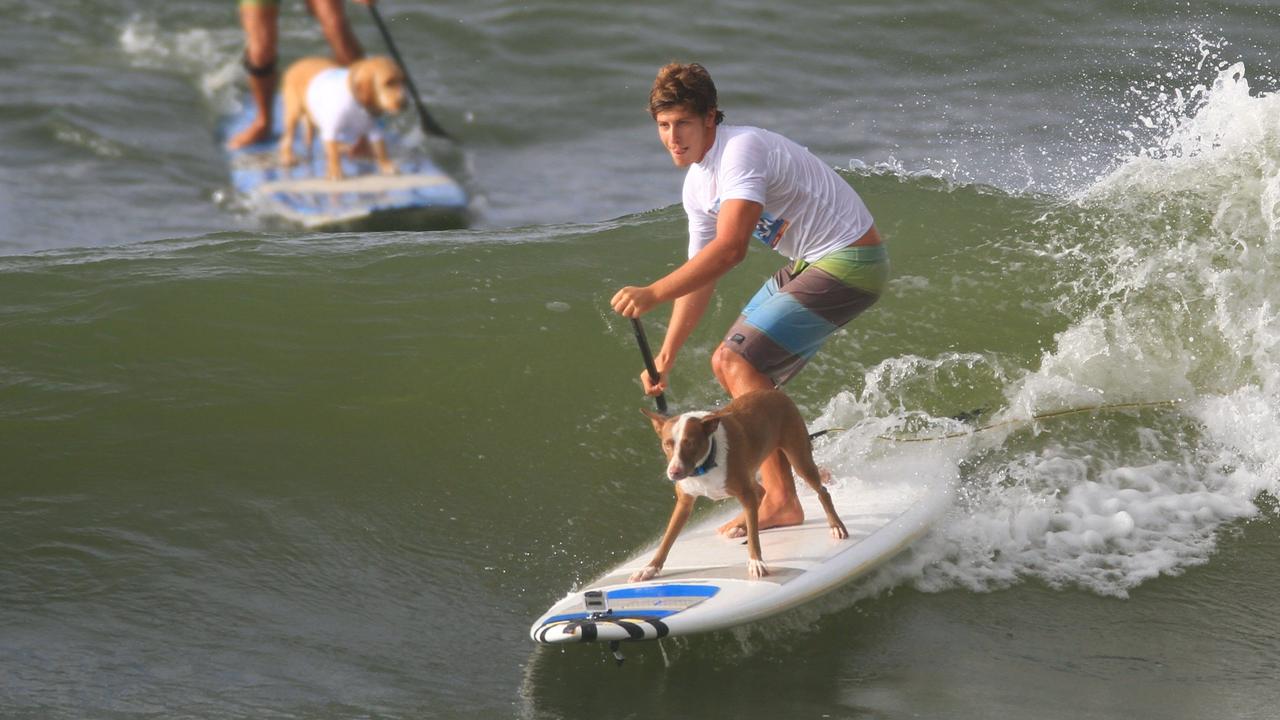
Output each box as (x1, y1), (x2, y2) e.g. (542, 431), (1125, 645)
(530, 460), (954, 645)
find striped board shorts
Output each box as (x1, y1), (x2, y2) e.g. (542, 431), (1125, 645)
(722, 243), (888, 386)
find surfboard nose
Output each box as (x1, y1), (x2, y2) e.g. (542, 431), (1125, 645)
(531, 617), (668, 644)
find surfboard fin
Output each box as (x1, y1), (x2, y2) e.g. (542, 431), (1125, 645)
(608, 640), (625, 667)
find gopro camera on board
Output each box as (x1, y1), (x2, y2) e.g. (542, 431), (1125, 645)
(583, 590), (608, 615)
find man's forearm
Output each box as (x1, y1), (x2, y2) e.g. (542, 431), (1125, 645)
(657, 284), (716, 369)
(651, 198), (761, 302)
(650, 241), (742, 304)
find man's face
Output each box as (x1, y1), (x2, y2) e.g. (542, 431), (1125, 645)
(654, 107), (718, 167)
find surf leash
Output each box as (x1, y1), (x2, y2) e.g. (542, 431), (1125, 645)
(888, 399), (1181, 442)
(367, 3), (453, 141)
(808, 399), (1182, 444)
(630, 318), (668, 414)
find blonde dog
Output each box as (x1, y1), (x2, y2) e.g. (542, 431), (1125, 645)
(278, 55), (406, 180)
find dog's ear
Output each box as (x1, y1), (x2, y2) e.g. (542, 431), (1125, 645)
(350, 61), (376, 109)
(700, 415), (721, 435)
(640, 408), (668, 435)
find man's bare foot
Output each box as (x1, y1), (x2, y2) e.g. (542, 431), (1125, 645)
(227, 118), (273, 150)
(717, 500), (805, 538)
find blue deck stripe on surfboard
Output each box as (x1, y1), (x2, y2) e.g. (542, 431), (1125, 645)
(539, 585), (720, 625)
(605, 584), (719, 599)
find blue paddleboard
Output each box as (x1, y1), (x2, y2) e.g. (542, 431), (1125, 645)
(218, 95), (468, 230)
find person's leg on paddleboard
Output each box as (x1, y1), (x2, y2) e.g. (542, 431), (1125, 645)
(713, 239), (886, 535)
(228, 0), (373, 150)
(306, 0), (366, 65)
(228, 0), (280, 150)
(309, 0), (381, 157)
(711, 346), (805, 535)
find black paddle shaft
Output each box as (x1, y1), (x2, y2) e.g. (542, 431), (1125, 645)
(366, 4), (452, 140)
(630, 318), (668, 414)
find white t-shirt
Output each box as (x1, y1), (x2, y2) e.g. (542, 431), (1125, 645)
(305, 68), (383, 144)
(682, 125), (874, 261)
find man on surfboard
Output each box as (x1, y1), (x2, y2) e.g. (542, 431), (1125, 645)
(611, 62), (887, 534)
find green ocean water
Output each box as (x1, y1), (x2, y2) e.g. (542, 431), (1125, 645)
(4, 1), (1280, 718)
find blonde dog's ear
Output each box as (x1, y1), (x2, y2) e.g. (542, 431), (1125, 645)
(349, 61), (376, 109)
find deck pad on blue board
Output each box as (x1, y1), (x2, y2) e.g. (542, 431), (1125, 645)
(219, 95), (467, 230)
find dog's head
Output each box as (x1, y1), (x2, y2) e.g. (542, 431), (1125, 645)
(350, 56), (406, 115)
(642, 409), (722, 481)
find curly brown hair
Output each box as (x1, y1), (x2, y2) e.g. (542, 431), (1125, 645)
(647, 63), (725, 125)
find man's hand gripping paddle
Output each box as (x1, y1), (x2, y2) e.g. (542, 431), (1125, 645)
(630, 318), (668, 414)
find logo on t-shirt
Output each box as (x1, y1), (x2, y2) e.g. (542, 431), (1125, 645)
(752, 211), (790, 249)
(709, 199), (790, 249)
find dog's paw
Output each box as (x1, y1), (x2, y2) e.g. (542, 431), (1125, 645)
(819, 467), (834, 485)
(718, 522), (746, 539)
(629, 566), (659, 583)
(747, 559), (770, 579)
(830, 520), (849, 540)
(378, 161), (399, 176)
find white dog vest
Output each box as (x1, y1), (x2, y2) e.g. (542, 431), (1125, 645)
(305, 68), (382, 145)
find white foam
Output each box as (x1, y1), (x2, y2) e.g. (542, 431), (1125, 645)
(117, 13), (340, 113)
(821, 60), (1280, 602)
(119, 17), (243, 111)
(807, 376), (1264, 601)
(603, 51), (1280, 623)
(922, 442), (1257, 598)
(1067, 61), (1280, 498)
(1083, 61), (1280, 225)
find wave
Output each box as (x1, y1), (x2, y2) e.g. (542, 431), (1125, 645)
(25, 26), (1280, 609)
(806, 62), (1280, 605)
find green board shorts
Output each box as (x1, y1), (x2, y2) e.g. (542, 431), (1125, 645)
(722, 243), (888, 386)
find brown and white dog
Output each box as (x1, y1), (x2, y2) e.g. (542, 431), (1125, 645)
(278, 55), (406, 180)
(635, 389), (849, 582)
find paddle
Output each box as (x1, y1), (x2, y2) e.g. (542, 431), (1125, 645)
(630, 318), (668, 414)
(366, 3), (453, 141)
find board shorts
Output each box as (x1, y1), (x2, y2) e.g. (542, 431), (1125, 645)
(722, 243), (888, 386)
